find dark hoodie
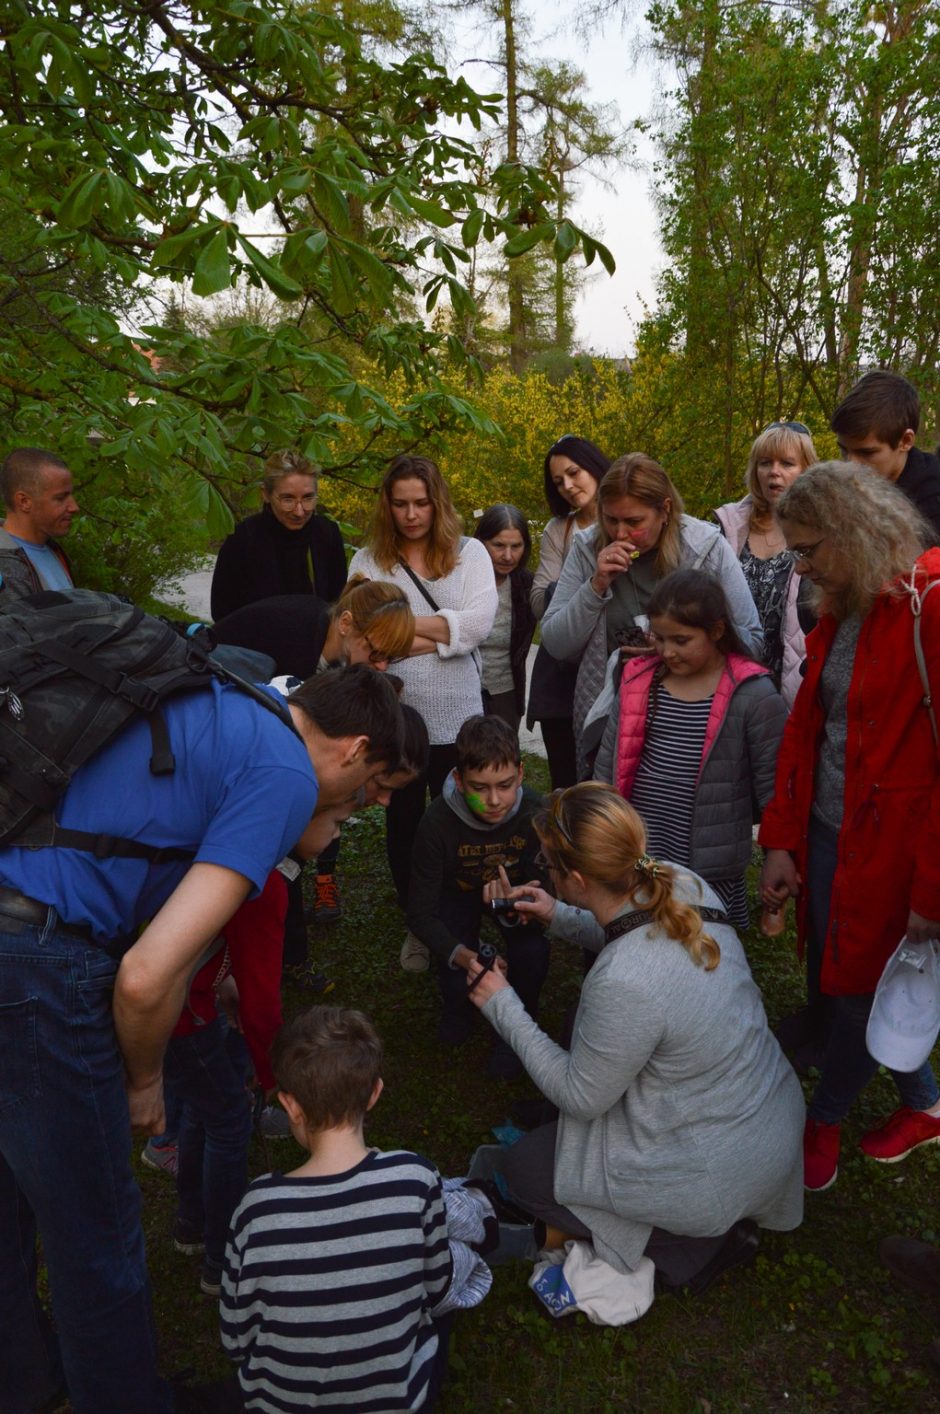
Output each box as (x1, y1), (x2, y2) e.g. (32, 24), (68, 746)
(406, 774), (546, 965)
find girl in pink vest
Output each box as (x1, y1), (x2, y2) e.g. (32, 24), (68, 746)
(594, 569), (786, 928)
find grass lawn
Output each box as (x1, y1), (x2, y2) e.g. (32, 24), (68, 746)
(137, 753), (940, 1412)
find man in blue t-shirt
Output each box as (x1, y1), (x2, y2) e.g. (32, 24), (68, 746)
(0, 665), (403, 1414)
(0, 446), (79, 597)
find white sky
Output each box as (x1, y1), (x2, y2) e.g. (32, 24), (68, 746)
(449, 0), (665, 357)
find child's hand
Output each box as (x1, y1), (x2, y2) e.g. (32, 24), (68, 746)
(466, 954), (509, 1007)
(482, 863), (514, 905)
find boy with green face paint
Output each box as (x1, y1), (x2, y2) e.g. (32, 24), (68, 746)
(406, 716), (550, 1078)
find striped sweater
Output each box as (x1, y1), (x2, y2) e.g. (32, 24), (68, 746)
(220, 1150), (452, 1411)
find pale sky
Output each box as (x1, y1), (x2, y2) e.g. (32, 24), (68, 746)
(449, 0), (664, 357)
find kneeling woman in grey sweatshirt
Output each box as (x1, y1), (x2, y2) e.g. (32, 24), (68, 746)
(467, 782), (804, 1294)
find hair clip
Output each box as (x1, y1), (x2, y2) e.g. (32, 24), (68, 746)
(635, 852), (662, 878)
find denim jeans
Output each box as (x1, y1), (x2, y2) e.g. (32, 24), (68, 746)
(806, 815), (940, 1124)
(0, 913), (172, 1413)
(164, 1018), (252, 1274)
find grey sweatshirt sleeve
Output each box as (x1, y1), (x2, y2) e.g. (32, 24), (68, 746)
(483, 980), (666, 1121)
(547, 899), (606, 952)
(698, 531), (764, 658)
(540, 529), (609, 663)
(592, 706), (619, 785)
(744, 679), (788, 812)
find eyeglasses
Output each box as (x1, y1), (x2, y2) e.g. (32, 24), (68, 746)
(788, 536), (826, 566)
(272, 494), (317, 510)
(534, 849), (560, 874)
(363, 635), (392, 666)
(763, 420), (811, 436)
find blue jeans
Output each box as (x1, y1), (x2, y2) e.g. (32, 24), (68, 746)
(0, 913), (172, 1413)
(806, 816), (940, 1124)
(165, 1018), (252, 1273)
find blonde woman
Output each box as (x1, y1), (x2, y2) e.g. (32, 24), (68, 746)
(212, 575), (415, 682)
(542, 454), (762, 774)
(468, 783), (803, 1293)
(715, 421), (817, 707)
(348, 454), (497, 936)
(211, 450), (347, 620)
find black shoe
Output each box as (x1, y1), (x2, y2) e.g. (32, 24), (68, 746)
(509, 1096), (559, 1130)
(437, 1009), (474, 1048)
(486, 1040), (523, 1080)
(677, 1220), (761, 1298)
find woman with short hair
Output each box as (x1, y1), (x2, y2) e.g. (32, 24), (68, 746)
(761, 461), (940, 1192)
(468, 783), (803, 1292)
(210, 450), (347, 620)
(541, 453), (762, 774)
(715, 421), (817, 707)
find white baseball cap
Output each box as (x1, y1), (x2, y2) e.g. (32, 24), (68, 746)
(867, 936), (940, 1073)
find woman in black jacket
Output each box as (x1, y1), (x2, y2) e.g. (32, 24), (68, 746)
(473, 504), (536, 732)
(210, 449), (347, 620)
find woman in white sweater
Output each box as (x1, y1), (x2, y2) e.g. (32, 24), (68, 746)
(349, 455), (498, 937)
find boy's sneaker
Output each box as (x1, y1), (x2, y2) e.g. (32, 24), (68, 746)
(803, 1117), (840, 1191)
(173, 1221), (206, 1256)
(312, 873), (342, 923)
(860, 1106), (940, 1162)
(283, 961), (335, 995)
(199, 1262), (223, 1298)
(260, 1104), (293, 1139)
(400, 931), (430, 972)
(142, 1139), (178, 1178)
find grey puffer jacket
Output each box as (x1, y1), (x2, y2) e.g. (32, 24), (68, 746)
(541, 516), (763, 776)
(593, 652), (786, 880)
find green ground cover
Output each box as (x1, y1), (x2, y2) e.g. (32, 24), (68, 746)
(138, 754), (940, 1413)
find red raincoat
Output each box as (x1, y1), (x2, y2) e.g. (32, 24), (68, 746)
(759, 549), (940, 995)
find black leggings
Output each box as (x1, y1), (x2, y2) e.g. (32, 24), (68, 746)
(386, 744), (459, 909)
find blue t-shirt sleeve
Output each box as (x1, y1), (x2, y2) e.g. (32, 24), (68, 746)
(196, 762), (318, 891)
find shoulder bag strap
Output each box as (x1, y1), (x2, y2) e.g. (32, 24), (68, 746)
(913, 577), (940, 749)
(398, 558), (441, 613)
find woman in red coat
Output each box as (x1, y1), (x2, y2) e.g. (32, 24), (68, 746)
(760, 461), (940, 1193)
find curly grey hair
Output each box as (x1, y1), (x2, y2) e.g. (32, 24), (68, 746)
(775, 460), (930, 619)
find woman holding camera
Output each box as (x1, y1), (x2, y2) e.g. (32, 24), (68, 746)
(468, 782), (803, 1291)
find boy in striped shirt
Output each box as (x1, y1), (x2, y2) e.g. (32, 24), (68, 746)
(220, 1006), (453, 1412)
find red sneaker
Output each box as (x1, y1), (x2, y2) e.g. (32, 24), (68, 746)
(804, 1117), (840, 1191)
(860, 1106), (940, 1163)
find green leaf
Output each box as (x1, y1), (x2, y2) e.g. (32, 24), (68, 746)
(405, 194), (457, 229)
(236, 233), (302, 300)
(461, 208), (484, 248)
(504, 222), (553, 258)
(553, 221), (577, 260)
(192, 228), (231, 296)
(57, 172), (103, 229)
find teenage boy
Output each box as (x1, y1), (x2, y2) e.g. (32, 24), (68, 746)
(220, 1006), (453, 1412)
(0, 665), (403, 1414)
(407, 715), (549, 1077)
(831, 370), (940, 541)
